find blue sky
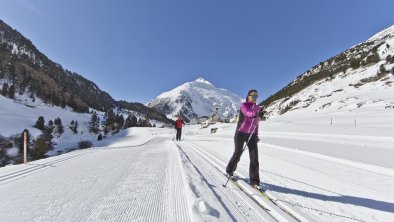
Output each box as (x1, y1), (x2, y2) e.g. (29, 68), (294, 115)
(1, 0), (393, 104)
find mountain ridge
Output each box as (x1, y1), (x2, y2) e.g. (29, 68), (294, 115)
(260, 24), (394, 118)
(147, 77), (242, 122)
(0, 19), (173, 124)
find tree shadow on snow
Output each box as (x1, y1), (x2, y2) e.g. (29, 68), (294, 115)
(263, 183), (394, 213)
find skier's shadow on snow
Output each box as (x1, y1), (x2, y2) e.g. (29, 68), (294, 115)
(263, 183), (394, 213)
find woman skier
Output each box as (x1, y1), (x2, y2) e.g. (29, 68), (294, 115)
(226, 89), (261, 188)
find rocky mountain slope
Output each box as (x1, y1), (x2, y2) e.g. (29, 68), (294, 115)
(261, 25), (394, 118)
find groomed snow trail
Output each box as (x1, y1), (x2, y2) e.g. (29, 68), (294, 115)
(185, 131), (394, 222)
(176, 140), (312, 222)
(0, 137), (190, 222)
(175, 140), (304, 222)
(1, 124), (393, 222)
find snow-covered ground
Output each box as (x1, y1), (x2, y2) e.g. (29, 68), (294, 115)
(1, 106), (393, 222)
(0, 92), (97, 147)
(0, 92), (165, 157)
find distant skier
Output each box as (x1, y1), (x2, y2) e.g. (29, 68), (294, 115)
(226, 89), (261, 188)
(175, 116), (185, 141)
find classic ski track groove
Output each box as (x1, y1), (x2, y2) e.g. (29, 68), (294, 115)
(183, 140), (314, 222)
(63, 138), (190, 222)
(176, 141), (277, 222)
(192, 131), (394, 149)
(177, 144), (247, 221)
(168, 141), (190, 222)
(263, 132), (394, 148)
(190, 139), (370, 222)
(178, 145), (267, 221)
(183, 141), (295, 222)
(0, 150), (99, 185)
(0, 139), (155, 185)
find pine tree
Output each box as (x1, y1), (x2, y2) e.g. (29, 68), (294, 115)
(70, 120), (78, 134)
(34, 116), (45, 131)
(124, 114), (137, 129)
(54, 117), (64, 135)
(68, 94), (77, 111)
(9, 64), (16, 81)
(31, 124), (55, 160)
(54, 117), (61, 125)
(57, 125), (64, 135)
(19, 68), (29, 94)
(8, 85), (15, 99)
(107, 109), (115, 128)
(124, 115), (132, 129)
(29, 90), (35, 102)
(131, 115), (137, 127)
(366, 53), (380, 65)
(89, 112), (100, 134)
(1, 83), (8, 97)
(75, 121), (79, 133)
(31, 135), (52, 160)
(144, 119), (149, 127)
(46, 120), (54, 135)
(116, 114), (125, 130)
(43, 125), (54, 142)
(350, 59), (360, 69)
(61, 96), (66, 109)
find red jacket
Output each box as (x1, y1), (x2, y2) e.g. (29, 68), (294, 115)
(175, 119), (185, 129)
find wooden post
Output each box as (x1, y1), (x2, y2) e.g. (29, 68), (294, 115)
(23, 130), (27, 164)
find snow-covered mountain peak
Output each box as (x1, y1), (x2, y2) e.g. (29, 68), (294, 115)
(194, 77), (213, 85)
(148, 78), (242, 122)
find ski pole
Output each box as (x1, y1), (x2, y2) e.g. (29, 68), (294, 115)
(223, 120), (257, 187)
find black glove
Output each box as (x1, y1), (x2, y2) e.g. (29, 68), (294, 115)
(256, 137), (260, 143)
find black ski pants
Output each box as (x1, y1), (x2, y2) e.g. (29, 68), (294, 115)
(226, 132), (260, 185)
(176, 128), (182, 141)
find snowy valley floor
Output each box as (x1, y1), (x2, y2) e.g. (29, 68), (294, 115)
(1, 118), (394, 222)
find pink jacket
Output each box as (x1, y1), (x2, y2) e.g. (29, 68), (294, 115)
(236, 101), (260, 135)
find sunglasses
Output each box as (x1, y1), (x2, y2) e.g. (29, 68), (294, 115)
(249, 94), (258, 98)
